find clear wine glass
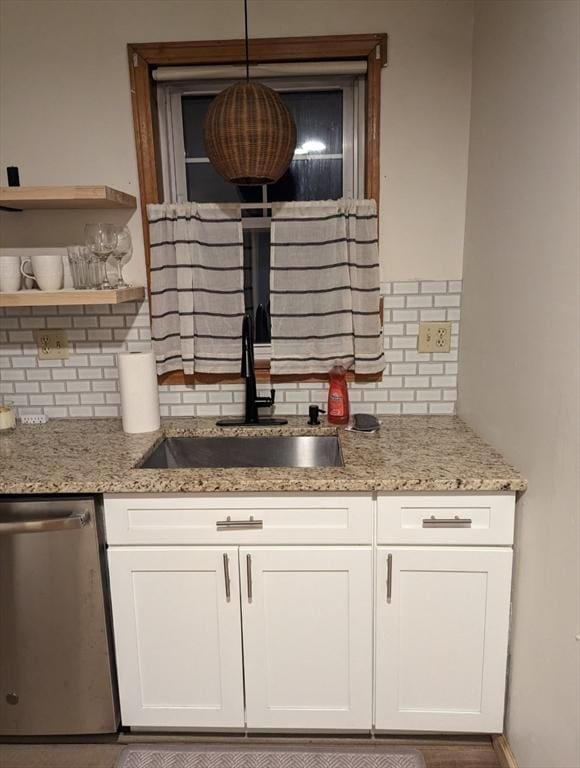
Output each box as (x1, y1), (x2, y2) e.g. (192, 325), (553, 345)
(84, 223), (117, 290)
(111, 226), (132, 288)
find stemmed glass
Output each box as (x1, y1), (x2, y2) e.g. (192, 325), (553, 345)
(84, 223), (117, 290)
(111, 227), (132, 288)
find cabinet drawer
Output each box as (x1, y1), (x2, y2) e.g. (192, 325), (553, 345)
(104, 493), (373, 545)
(377, 493), (515, 545)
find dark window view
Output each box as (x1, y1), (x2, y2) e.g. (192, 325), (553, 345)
(182, 87), (344, 343)
(182, 89), (344, 204)
(243, 228), (271, 343)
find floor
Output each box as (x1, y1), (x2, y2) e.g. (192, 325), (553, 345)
(0, 734), (501, 768)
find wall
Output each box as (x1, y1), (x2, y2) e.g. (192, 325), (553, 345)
(0, 280), (461, 419)
(0, 0), (474, 282)
(458, 2), (580, 766)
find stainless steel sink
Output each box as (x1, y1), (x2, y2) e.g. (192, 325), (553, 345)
(138, 435), (343, 469)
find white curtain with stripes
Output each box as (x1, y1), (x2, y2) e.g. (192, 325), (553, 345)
(147, 203), (244, 375)
(270, 199), (384, 375)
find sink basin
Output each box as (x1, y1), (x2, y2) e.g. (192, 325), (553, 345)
(138, 435), (343, 469)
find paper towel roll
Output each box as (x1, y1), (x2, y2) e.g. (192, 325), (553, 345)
(118, 350), (160, 434)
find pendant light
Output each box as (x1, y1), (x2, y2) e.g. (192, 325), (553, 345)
(203, 0), (297, 185)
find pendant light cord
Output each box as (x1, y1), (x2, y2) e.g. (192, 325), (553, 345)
(244, 0), (250, 82)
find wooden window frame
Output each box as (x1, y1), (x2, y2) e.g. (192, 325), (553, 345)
(127, 33), (388, 385)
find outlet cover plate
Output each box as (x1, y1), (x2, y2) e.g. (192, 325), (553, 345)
(34, 329), (69, 360)
(417, 321), (451, 353)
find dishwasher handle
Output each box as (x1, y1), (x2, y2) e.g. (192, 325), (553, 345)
(0, 511), (90, 535)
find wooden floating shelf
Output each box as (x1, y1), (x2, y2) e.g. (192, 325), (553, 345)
(0, 287), (145, 307)
(0, 185), (137, 210)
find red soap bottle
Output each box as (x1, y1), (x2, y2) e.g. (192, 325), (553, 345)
(327, 364), (350, 425)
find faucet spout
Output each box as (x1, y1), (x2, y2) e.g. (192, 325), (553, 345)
(216, 312), (288, 428)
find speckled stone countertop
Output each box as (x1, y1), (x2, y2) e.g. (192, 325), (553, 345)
(0, 416), (526, 495)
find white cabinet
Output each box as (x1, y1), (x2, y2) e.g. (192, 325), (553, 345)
(105, 494), (374, 731)
(107, 547), (245, 728)
(240, 547), (372, 729)
(104, 491), (515, 735)
(374, 546), (512, 733)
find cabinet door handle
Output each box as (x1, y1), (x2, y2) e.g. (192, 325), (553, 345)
(386, 553), (393, 604)
(246, 554), (253, 603)
(216, 516), (263, 531)
(223, 553), (231, 602)
(422, 515), (472, 528)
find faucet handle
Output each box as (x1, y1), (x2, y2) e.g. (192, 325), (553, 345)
(270, 388), (276, 404)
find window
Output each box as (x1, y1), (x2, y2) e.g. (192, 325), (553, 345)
(127, 33), (387, 382)
(157, 75), (365, 343)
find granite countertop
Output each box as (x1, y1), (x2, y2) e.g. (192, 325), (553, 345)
(0, 415), (526, 495)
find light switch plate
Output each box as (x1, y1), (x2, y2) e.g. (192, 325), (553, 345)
(34, 329), (70, 360)
(417, 321), (451, 353)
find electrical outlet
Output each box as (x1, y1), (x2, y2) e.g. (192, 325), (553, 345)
(33, 329), (69, 360)
(417, 321), (451, 353)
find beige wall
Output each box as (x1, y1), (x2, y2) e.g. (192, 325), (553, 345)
(459, 2), (580, 766)
(0, 0), (473, 283)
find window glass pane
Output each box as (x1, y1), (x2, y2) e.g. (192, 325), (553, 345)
(182, 95), (212, 157)
(268, 158), (343, 202)
(186, 163), (263, 204)
(281, 90), (343, 155)
(243, 229), (271, 343)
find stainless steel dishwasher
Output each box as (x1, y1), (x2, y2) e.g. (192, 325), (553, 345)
(0, 496), (119, 735)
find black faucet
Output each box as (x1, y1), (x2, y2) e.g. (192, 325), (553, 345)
(216, 313), (288, 427)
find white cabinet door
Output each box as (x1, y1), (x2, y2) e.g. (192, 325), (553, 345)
(107, 547), (244, 728)
(240, 546), (372, 730)
(375, 547), (512, 733)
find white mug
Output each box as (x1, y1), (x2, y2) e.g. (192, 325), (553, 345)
(21, 254), (64, 291)
(0, 256), (22, 292)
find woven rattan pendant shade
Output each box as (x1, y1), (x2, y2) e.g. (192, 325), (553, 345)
(203, 0), (296, 184)
(204, 81), (296, 185)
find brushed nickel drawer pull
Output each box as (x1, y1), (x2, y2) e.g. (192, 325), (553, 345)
(216, 516), (263, 531)
(223, 553), (231, 602)
(422, 515), (472, 528)
(386, 553), (393, 604)
(246, 554), (253, 603)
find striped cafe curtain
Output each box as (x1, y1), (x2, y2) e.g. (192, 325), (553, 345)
(270, 199), (385, 375)
(147, 203), (245, 375)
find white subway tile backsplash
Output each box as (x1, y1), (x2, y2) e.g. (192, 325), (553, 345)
(44, 406), (69, 418)
(420, 281), (447, 294)
(80, 393), (105, 405)
(69, 406), (94, 417)
(393, 281), (419, 294)
(52, 369), (78, 380)
(78, 368), (102, 380)
(12, 357), (37, 368)
(389, 389), (414, 402)
(428, 402), (455, 414)
(94, 406), (118, 417)
(434, 294), (461, 307)
(404, 376), (429, 388)
(42, 382), (66, 393)
(406, 295), (433, 308)
(376, 403), (401, 415)
(416, 389), (442, 401)
(419, 309), (447, 321)
(54, 394), (80, 405)
(17, 382), (40, 393)
(66, 381), (91, 392)
(392, 309), (418, 322)
(1, 280), (461, 419)
(26, 369), (51, 381)
(403, 403), (428, 414)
